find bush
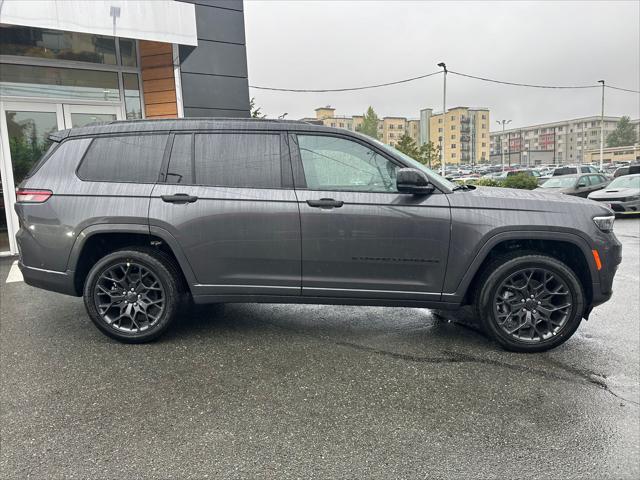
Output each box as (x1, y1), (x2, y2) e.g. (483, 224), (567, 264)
(472, 177), (501, 187)
(501, 173), (539, 190)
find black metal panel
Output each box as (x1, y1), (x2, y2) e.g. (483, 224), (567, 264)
(177, 0), (250, 117)
(179, 41), (247, 77)
(180, 73), (249, 111)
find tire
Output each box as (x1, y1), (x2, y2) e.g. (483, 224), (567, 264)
(474, 252), (585, 353)
(83, 248), (182, 343)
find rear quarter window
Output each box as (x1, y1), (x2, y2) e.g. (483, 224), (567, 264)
(77, 134), (168, 183)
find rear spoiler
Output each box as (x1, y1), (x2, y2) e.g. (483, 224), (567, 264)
(48, 129), (70, 142)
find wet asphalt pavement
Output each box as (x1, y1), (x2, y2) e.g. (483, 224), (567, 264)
(1, 219), (639, 479)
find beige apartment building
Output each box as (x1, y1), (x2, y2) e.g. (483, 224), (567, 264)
(583, 145), (640, 164)
(304, 107), (420, 147)
(420, 107), (491, 165)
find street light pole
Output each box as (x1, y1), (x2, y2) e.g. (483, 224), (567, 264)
(496, 119), (511, 171)
(598, 80), (605, 170)
(438, 62), (447, 177)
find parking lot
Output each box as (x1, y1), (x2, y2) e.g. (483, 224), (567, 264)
(1, 219), (638, 479)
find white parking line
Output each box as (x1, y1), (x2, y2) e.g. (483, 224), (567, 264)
(5, 261), (24, 283)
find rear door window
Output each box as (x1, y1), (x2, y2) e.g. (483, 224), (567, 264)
(78, 134), (168, 183)
(193, 133), (281, 188)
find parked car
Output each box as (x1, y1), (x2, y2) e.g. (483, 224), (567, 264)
(15, 119), (621, 352)
(588, 174), (640, 215)
(552, 165), (601, 176)
(535, 173), (609, 197)
(495, 169), (540, 179)
(613, 164), (640, 178)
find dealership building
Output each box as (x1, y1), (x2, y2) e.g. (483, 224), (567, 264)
(0, 0), (250, 254)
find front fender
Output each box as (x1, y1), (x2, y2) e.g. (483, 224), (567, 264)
(442, 228), (598, 303)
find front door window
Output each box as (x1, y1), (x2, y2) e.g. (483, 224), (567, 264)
(297, 135), (399, 192)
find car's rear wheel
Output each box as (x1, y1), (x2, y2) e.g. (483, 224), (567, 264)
(475, 253), (585, 352)
(83, 248), (181, 343)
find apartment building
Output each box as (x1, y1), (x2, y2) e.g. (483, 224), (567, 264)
(303, 107), (420, 147)
(489, 116), (640, 166)
(420, 107), (490, 165)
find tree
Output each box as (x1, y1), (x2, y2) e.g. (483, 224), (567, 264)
(355, 106), (380, 139)
(607, 116), (638, 147)
(395, 133), (420, 160)
(417, 141), (441, 169)
(249, 97), (266, 118)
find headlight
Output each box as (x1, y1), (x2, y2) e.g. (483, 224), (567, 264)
(593, 215), (615, 232)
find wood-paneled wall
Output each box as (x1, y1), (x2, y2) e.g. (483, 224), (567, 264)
(139, 41), (178, 119)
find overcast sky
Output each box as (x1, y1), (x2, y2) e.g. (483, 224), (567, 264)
(244, 0), (640, 130)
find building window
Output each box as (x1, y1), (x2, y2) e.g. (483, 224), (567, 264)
(123, 73), (142, 119)
(451, 115), (456, 120)
(451, 144), (456, 149)
(482, 133), (486, 138)
(481, 124), (486, 129)
(0, 63), (119, 101)
(451, 125), (456, 130)
(438, 127), (443, 132)
(451, 152), (456, 158)
(451, 134), (456, 139)
(482, 142), (486, 147)
(481, 114), (486, 119)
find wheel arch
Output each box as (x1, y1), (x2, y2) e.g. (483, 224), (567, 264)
(449, 230), (598, 307)
(68, 224), (197, 296)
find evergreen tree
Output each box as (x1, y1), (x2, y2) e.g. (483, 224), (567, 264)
(607, 116), (638, 147)
(355, 106), (380, 139)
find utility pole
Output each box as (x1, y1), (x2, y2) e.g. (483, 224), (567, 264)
(598, 80), (605, 170)
(496, 119), (511, 171)
(438, 62), (447, 177)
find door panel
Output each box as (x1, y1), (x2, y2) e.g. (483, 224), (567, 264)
(149, 131), (301, 297)
(290, 133), (451, 300)
(295, 189), (451, 299)
(149, 184), (301, 295)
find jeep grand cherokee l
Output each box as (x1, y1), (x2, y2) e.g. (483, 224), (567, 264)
(14, 119), (622, 352)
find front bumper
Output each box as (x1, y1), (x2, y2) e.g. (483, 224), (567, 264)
(591, 198), (640, 215)
(18, 261), (78, 297)
(590, 233), (622, 308)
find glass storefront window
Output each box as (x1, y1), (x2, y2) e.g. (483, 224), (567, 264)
(0, 64), (119, 101)
(4, 110), (58, 185)
(123, 73), (143, 119)
(119, 38), (137, 67)
(0, 25), (117, 64)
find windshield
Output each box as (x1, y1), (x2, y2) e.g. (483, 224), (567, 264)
(371, 139), (458, 190)
(607, 175), (640, 189)
(541, 177), (576, 188)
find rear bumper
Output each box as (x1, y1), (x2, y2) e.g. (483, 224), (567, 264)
(18, 261), (78, 297)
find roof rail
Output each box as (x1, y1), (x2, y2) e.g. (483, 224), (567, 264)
(107, 117), (312, 125)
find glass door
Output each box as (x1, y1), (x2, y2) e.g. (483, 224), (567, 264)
(0, 101), (124, 254)
(63, 104), (121, 128)
(0, 101), (64, 255)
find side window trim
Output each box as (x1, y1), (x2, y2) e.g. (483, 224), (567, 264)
(158, 132), (175, 183)
(161, 132), (195, 185)
(289, 131), (404, 192)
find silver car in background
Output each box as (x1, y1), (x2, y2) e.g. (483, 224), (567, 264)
(588, 174), (640, 215)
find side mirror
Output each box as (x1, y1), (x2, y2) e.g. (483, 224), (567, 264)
(396, 168), (434, 194)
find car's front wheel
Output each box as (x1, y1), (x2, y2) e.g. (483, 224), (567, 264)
(475, 253), (585, 352)
(83, 248), (181, 343)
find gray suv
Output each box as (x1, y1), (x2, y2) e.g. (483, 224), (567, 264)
(15, 119), (622, 352)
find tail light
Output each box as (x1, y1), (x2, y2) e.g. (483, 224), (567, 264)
(16, 188), (52, 203)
